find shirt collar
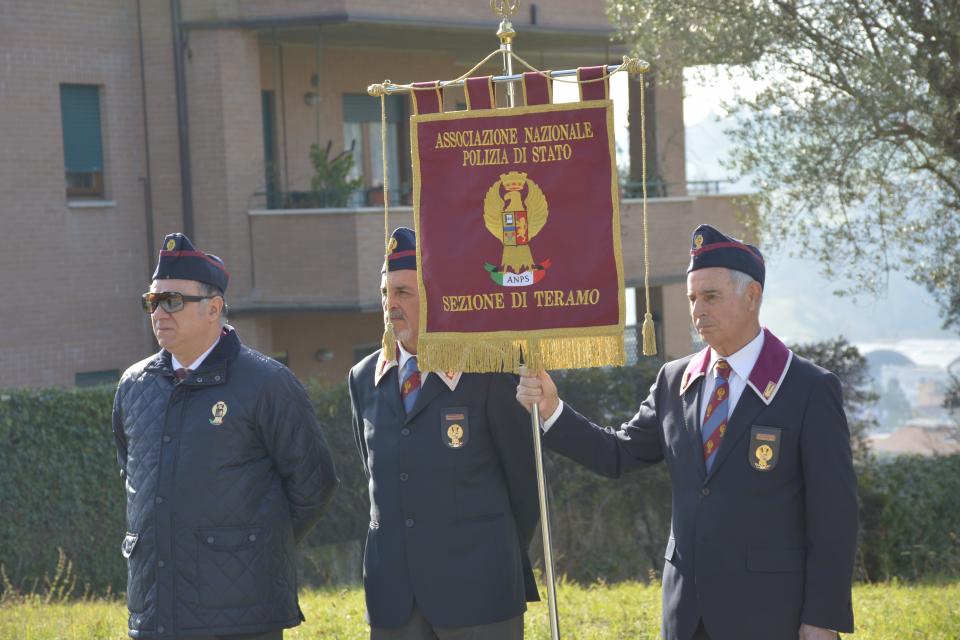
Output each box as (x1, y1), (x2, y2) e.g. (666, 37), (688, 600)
(171, 336), (220, 372)
(680, 327), (792, 404)
(374, 343), (463, 391)
(708, 329), (765, 385)
(397, 342), (416, 372)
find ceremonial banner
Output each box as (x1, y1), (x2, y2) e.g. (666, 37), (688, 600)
(412, 100), (625, 373)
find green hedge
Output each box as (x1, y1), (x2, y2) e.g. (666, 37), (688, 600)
(2, 344), (959, 596)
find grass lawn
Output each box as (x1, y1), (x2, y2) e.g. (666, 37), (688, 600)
(1, 581), (957, 639)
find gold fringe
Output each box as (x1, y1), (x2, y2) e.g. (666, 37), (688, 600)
(418, 332), (625, 374)
(641, 312), (657, 356)
(382, 322), (397, 363)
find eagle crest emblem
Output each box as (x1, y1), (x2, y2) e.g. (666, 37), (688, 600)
(482, 171), (552, 286)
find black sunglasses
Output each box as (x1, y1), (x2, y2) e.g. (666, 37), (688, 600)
(141, 291), (215, 314)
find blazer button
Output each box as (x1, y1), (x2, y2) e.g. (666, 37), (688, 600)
(207, 536), (215, 544)
(157, 626), (165, 634)
(401, 428), (411, 436)
(399, 473), (409, 482)
(155, 496), (164, 504)
(248, 534), (257, 542)
(405, 518), (415, 528)
(701, 488), (710, 496)
(162, 435), (171, 443)
(157, 560), (165, 568)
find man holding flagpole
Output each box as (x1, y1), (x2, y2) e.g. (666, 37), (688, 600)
(516, 224), (858, 640)
(349, 227), (541, 640)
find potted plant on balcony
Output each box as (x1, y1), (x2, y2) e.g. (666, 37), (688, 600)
(309, 140), (364, 208)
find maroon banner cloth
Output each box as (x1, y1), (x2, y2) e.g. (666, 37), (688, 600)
(522, 72), (552, 106)
(412, 102), (622, 337)
(411, 81), (443, 115)
(465, 76), (495, 110)
(577, 66), (609, 101)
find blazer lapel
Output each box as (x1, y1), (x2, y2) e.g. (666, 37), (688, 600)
(404, 374), (446, 424)
(377, 367), (405, 422)
(706, 389), (765, 481)
(681, 381), (707, 481)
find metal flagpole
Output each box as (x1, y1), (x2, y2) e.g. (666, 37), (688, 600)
(491, 5), (561, 639)
(374, 64), (625, 95)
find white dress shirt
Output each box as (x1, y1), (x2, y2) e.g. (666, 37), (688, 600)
(698, 329), (765, 427)
(171, 337), (220, 372)
(397, 342), (428, 390)
(542, 329), (765, 432)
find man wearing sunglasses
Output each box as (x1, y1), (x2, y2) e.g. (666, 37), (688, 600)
(112, 232), (339, 640)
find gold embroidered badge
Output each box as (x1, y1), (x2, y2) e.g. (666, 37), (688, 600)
(209, 401), (228, 426)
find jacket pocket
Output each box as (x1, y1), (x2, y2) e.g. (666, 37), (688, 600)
(121, 532), (146, 612)
(196, 525), (263, 609)
(747, 546), (804, 572)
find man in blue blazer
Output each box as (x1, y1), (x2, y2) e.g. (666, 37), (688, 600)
(517, 225), (858, 640)
(349, 227), (540, 640)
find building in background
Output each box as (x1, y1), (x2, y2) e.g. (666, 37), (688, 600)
(862, 339), (960, 456)
(0, 0), (744, 388)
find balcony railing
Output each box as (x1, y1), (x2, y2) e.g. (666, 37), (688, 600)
(255, 186), (413, 210)
(621, 179), (734, 199)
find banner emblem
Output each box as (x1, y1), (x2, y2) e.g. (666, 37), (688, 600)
(482, 171), (551, 286)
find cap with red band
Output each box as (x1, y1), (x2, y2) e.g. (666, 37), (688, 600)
(152, 232), (229, 292)
(382, 227), (417, 274)
(687, 224), (765, 287)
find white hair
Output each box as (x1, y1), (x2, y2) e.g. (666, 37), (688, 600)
(728, 269), (762, 306)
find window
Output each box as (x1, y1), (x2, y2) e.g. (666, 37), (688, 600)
(75, 369), (119, 387)
(342, 94), (406, 206)
(60, 84), (104, 198)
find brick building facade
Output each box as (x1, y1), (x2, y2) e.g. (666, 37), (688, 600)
(0, 0), (742, 388)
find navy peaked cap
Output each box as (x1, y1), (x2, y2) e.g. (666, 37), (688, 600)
(152, 233), (229, 292)
(687, 224), (765, 287)
(382, 227), (417, 273)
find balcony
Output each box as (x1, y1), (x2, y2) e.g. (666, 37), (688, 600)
(238, 193), (743, 313)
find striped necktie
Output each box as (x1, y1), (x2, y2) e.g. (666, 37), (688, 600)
(400, 357), (421, 414)
(702, 359), (732, 471)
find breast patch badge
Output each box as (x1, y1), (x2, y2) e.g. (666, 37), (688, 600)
(441, 407), (469, 449)
(209, 401), (228, 426)
(749, 426), (782, 471)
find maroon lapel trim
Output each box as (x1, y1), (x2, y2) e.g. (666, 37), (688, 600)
(745, 328), (793, 405)
(679, 346), (711, 396)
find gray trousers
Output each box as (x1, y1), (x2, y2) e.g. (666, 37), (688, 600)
(371, 605), (523, 640)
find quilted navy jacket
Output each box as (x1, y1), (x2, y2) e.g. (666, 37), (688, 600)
(112, 327), (339, 638)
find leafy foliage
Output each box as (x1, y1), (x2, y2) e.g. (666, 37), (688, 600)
(0, 340), (956, 597)
(609, 0), (960, 324)
(308, 140), (364, 207)
(790, 336), (877, 466)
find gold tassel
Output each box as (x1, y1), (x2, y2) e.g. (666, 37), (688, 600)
(641, 312), (657, 356)
(419, 332), (625, 374)
(382, 322), (397, 363)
